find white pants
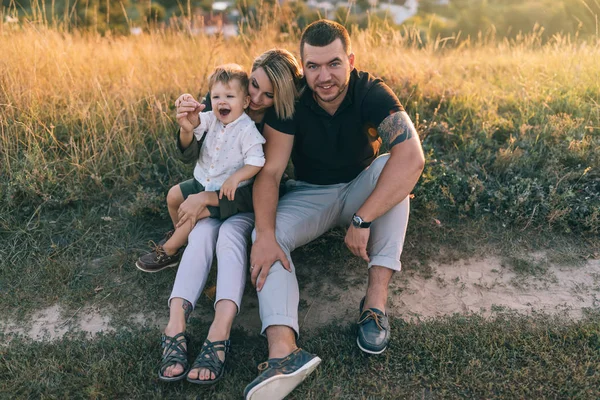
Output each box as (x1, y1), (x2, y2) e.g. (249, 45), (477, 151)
(169, 213), (255, 313)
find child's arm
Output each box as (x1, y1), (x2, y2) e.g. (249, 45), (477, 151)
(175, 94), (205, 148)
(219, 165), (262, 201)
(219, 124), (266, 200)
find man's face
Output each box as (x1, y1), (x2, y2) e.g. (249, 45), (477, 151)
(302, 38), (354, 107)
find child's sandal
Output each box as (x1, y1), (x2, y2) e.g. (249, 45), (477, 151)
(186, 339), (230, 385)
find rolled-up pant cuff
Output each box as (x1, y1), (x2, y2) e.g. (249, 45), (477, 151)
(261, 315), (299, 338)
(369, 255), (401, 271)
(214, 297), (241, 315)
(168, 294), (196, 310)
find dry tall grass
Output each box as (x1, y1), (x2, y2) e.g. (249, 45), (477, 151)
(1, 14), (599, 231)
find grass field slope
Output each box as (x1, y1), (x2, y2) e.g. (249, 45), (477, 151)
(1, 13), (599, 399)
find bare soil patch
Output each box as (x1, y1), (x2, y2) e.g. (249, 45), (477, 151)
(2, 255), (598, 341)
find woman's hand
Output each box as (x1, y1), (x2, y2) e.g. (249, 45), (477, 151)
(176, 193), (207, 229)
(175, 94), (204, 133)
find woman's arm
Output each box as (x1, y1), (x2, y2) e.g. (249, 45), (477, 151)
(250, 124), (295, 290)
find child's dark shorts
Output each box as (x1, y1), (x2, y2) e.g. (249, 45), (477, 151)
(178, 178), (254, 220)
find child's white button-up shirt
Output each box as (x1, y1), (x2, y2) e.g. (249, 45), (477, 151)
(192, 111), (265, 192)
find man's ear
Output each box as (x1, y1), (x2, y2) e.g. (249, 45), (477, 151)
(348, 53), (355, 69)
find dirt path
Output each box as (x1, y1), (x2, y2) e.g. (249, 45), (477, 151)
(3, 255), (599, 341)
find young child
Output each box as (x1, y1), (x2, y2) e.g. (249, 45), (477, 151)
(136, 64), (265, 273)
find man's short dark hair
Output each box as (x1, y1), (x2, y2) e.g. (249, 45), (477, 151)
(300, 20), (351, 58)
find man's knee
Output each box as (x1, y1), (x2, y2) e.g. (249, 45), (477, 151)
(369, 154), (390, 178)
(251, 227), (292, 252)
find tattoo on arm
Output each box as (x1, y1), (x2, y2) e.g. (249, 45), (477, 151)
(377, 111), (416, 148)
(182, 300), (193, 322)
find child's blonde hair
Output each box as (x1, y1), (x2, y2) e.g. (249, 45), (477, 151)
(208, 64), (249, 95)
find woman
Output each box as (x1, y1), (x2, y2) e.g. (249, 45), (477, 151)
(158, 49), (303, 384)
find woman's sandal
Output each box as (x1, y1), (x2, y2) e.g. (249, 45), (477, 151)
(158, 332), (189, 382)
(186, 338), (231, 385)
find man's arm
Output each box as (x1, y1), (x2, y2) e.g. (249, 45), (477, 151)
(357, 111), (424, 221)
(345, 111), (425, 261)
(250, 124), (295, 290)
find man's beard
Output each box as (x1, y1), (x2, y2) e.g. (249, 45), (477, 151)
(314, 80), (349, 104)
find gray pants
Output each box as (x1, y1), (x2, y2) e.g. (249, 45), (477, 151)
(169, 213), (255, 313)
(253, 154), (410, 336)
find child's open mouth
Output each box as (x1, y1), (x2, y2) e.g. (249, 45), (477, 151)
(219, 109), (231, 117)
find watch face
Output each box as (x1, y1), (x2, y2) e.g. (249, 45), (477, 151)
(352, 214), (362, 227)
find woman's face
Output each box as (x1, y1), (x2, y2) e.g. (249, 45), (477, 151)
(248, 67), (274, 112)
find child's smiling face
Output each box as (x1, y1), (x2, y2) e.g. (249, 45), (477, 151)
(210, 79), (250, 125)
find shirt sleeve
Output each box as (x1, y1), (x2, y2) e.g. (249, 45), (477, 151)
(362, 80), (404, 132)
(263, 106), (297, 135)
(241, 124), (267, 167)
(177, 133), (201, 163)
(193, 111), (215, 140)
(200, 92), (211, 111)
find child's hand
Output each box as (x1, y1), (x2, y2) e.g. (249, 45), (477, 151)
(219, 177), (239, 201)
(175, 94), (204, 132)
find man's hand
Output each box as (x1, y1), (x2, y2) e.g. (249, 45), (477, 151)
(250, 235), (291, 291)
(176, 193), (207, 229)
(344, 225), (370, 262)
(219, 176), (240, 201)
(175, 94), (204, 132)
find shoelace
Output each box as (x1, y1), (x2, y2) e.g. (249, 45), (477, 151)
(147, 240), (161, 251)
(357, 310), (384, 331)
(147, 240), (167, 261)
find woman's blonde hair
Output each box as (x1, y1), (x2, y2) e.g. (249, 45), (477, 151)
(252, 49), (303, 120)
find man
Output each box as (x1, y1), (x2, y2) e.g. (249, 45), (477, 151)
(243, 20), (425, 399)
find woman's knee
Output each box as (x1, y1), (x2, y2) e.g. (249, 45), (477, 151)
(187, 219), (220, 245)
(217, 216), (253, 250)
(218, 225), (248, 248)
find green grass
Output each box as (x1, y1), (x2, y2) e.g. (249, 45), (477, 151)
(1, 20), (600, 400)
(2, 203), (597, 320)
(2, 312), (600, 399)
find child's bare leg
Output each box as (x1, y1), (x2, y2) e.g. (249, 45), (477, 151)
(163, 191), (219, 255)
(167, 185), (185, 227)
(162, 209), (208, 255)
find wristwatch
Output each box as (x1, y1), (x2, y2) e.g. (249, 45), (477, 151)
(352, 213), (372, 228)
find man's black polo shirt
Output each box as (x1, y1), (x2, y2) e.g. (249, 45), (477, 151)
(264, 69), (404, 185)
